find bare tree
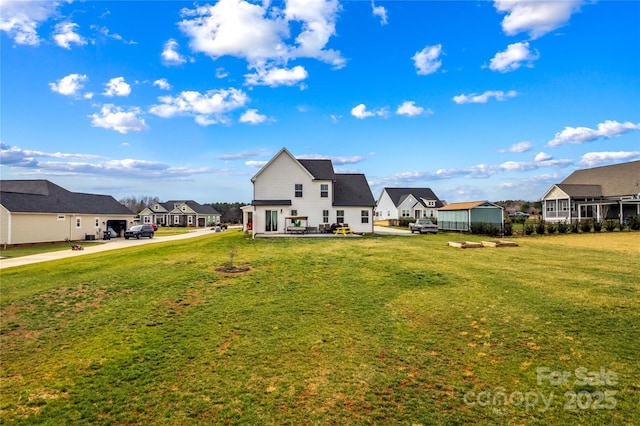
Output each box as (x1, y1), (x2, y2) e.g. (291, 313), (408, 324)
(119, 195), (160, 213)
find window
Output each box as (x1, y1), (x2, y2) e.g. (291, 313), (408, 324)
(560, 200), (569, 211)
(295, 184), (303, 197)
(76, 217), (81, 228)
(188, 216), (193, 225)
(401, 209), (410, 217)
(336, 210), (344, 224)
(174, 215), (180, 225)
(427, 200), (436, 207)
(291, 209), (298, 216)
(143, 216), (151, 224)
(322, 210), (329, 223)
(546, 202), (555, 212)
(95, 218), (100, 228)
(57, 215), (65, 221)
(361, 210), (369, 224)
(320, 184), (328, 198)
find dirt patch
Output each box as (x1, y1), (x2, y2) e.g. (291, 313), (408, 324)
(215, 265), (251, 274)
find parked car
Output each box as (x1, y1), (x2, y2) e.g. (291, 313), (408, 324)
(508, 212), (530, 218)
(124, 224), (154, 239)
(150, 224), (158, 231)
(409, 218), (438, 234)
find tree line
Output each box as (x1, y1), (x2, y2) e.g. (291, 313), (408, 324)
(118, 196), (246, 224)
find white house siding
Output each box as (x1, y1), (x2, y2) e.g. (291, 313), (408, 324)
(338, 207), (374, 233)
(253, 152), (335, 234)
(542, 186), (572, 222)
(376, 191), (398, 220)
(0, 206), (10, 245)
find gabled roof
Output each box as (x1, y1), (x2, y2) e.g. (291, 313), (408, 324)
(251, 147), (316, 182)
(333, 174), (376, 207)
(439, 201), (501, 211)
(556, 184), (602, 198)
(298, 159), (336, 180)
(560, 160), (640, 197)
(0, 180), (133, 215)
(381, 187), (444, 208)
(162, 200), (220, 215)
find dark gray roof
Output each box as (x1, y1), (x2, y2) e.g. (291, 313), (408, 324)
(252, 200), (292, 206)
(298, 159), (336, 180)
(560, 160), (640, 197)
(333, 174), (376, 207)
(557, 184), (603, 198)
(0, 180), (134, 215)
(382, 187), (444, 208)
(162, 200), (220, 215)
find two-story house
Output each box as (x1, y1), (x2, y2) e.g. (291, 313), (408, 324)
(242, 148), (376, 235)
(375, 187), (444, 222)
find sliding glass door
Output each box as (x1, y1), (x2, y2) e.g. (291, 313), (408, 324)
(265, 210), (278, 232)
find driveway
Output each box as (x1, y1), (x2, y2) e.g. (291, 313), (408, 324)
(374, 225), (415, 235)
(0, 227), (222, 270)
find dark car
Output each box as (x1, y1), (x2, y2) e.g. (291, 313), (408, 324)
(124, 224), (154, 239)
(508, 212), (530, 219)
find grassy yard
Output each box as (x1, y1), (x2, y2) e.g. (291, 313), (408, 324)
(0, 242), (102, 259)
(1, 232), (638, 424)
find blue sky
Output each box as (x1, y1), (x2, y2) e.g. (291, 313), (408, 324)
(1, 0), (639, 204)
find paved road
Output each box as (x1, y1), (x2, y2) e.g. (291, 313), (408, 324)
(0, 227), (221, 270)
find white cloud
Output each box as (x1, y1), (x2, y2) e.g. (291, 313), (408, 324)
(162, 39), (186, 65)
(91, 25), (136, 44)
(153, 78), (171, 90)
(351, 104), (387, 119)
(217, 149), (270, 160)
(579, 151), (640, 167)
(371, 1), (388, 25)
(245, 160), (268, 168)
(0, 0), (60, 46)
(53, 21), (87, 49)
(178, 0), (344, 69)
(500, 141), (532, 153)
(245, 65), (308, 87)
(488, 42), (539, 73)
(330, 114), (342, 123)
(548, 120), (640, 147)
(89, 104), (149, 134)
(239, 109), (267, 125)
(453, 90), (518, 104)
(298, 154), (364, 165)
(412, 44), (442, 75)
(149, 88), (249, 125)
(396, 101), (431, 117)
(216, 67), (229, 79)
(534, 152), (552, 161)
(494, 0), (584, 39)
(103, 77), (131, 97)
(49, 73), (89, 97)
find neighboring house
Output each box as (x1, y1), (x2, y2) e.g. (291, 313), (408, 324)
(0, 180), (134, 245)
(541, 160), (640, 223)
(438, 201), (504, 232)
(139, 200), (221, 227)
(242, 148), (376, 235)
(375, 187), (444, 221)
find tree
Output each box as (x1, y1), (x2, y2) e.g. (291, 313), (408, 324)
(119, 195), (160, 214)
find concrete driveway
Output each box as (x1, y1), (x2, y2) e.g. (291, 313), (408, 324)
(373, 225), (415, 235)
(0, 227), (221, 270)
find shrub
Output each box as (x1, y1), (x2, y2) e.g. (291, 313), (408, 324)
(630, 216), (640, 231)
(525, 224), (534, 235)
(557, 222), (568, 234)
(604, 220), (616, 232)
(535, 222), (546, 235)
(503, 222), (513, 237)
(570, 223), (580, 233)
(580, 221), (592, 233)
(546, 223), (557, 234)
(593, 221), (602, 232)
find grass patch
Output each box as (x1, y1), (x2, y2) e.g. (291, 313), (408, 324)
(0, 242), (102, 259)
(1, 232), (638, 424)
(154, 227), (192, 236)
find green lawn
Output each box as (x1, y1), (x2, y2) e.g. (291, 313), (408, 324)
(0, 242), (102, 259)
(1, 232), (638, 424)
